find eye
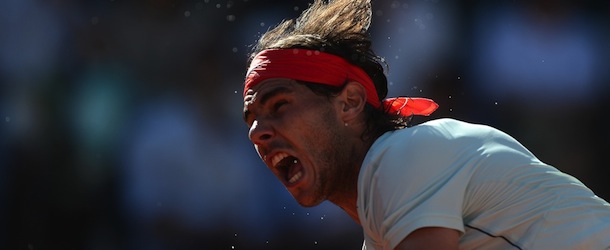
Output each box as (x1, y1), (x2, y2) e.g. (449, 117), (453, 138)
(272, 100), (288, 113)
(272, 100), (288, 114)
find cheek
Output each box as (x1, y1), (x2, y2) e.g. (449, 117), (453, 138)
(291, 113), (332, 137)
(298, 109), (342, 147)
(281, 100), (341, 145)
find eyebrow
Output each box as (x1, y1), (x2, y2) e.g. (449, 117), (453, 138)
(243, 86), (294, 123)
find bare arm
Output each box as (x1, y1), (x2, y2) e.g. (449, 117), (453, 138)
(394, 227), (460, 250)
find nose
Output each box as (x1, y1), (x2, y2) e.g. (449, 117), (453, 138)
(248, 119), (274, 146)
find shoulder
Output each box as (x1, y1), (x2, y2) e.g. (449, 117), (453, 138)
(370, 118), (498, 159)
(410, 118), (500, 139)
(358, 118), (518, 201)
(388, 118), (498, 141)
(358, 119), (476, 248)
(358, 119), (489, 200)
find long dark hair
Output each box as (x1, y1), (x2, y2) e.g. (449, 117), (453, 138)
(249, 0), (411, 140)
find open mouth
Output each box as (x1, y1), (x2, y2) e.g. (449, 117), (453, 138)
(270, 152), (304, 185)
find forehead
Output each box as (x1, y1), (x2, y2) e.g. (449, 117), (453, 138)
(244, 78), (299, 103)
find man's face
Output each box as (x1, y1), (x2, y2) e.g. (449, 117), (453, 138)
(243, 78), (350, 207)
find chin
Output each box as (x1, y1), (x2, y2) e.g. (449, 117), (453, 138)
(292, 192), (325, 207)
(296, 200), (322, 207)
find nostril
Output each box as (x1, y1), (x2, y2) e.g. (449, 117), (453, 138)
(248, 120), (274, 143)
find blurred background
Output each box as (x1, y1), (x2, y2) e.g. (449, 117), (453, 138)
(1, 0), (609, 249)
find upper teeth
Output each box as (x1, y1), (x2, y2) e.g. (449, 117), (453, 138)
(271, 152), (289, 168)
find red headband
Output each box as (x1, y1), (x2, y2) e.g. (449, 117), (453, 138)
(244, 49), (438, 116)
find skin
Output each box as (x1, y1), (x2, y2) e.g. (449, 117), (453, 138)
(243, 78), (459, 249)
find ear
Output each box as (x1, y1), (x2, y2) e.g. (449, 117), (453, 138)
(336, 81), (367, 122)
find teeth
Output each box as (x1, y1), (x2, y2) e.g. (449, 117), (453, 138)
(269, 153), (302, 184)
(288, 171), (303, 184)
(271, 152), (289, 168)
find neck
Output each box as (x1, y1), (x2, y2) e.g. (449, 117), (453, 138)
(327, 129), (380, 225)
(327, 155), (361, 224)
